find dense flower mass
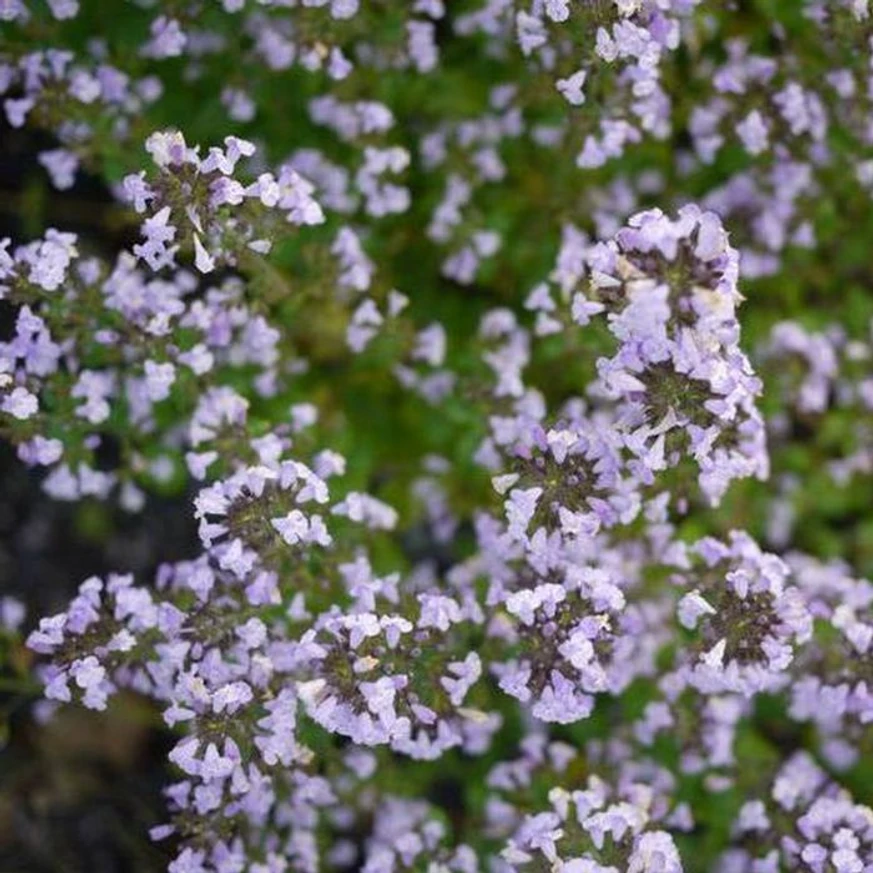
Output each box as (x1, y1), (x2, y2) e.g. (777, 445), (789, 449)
(4, 1), (873, 872)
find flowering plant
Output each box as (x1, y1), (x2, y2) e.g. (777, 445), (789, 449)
(4, 2), (873, 872)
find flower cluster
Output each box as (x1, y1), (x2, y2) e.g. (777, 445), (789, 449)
(125, 130), (324, 274)
(719, 752), (873, 872)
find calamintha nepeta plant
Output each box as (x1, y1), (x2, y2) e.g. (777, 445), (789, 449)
(4, 1), (873, 872)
